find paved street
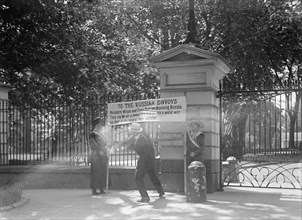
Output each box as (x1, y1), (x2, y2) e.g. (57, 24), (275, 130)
(1, 187), (301, 220)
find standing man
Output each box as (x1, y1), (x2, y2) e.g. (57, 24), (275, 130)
(89, 117), (109, 196)
(114, 122), (165, 203)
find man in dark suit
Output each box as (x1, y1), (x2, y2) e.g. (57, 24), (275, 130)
(115, 122), (165, 203)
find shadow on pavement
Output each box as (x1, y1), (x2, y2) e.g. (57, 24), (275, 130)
(0, 188), (301, 220)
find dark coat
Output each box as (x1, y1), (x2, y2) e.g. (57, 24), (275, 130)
(128, 132), (155, 162)
(126, 132), (163, 198)
(89, 131), (108, 189)
(186, 131), (205, 166)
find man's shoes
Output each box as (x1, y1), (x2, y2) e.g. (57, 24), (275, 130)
(99, 189), (106, 194)
(92, 189), (99, 196)
(137, 197), (150, 203)
(159, 192), (165, 198)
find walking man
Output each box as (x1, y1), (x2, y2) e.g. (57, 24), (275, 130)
(114, 122), (165, 203)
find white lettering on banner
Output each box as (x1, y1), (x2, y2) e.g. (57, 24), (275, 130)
(107, 96), (186, 125)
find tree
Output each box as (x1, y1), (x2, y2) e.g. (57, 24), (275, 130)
(263, 0), (302, 149)
(0, 0), (159, 108)
(111, 0), (302, 152)
(212, 0), (302, 153)
(2, 0), (301, 152)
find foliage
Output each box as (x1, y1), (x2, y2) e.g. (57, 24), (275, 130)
(1, 0), (301, 158)
(214, 0), (302, 155)
(0, 0), (159, 108)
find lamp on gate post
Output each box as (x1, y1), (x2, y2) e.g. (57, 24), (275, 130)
(184, 0), (199, 45)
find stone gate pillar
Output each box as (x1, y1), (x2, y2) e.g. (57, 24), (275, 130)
(0, 83), (12, 165)
(151, 45), (231, 193)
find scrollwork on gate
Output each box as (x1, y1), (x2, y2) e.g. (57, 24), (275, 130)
(222, 161), (302, 189)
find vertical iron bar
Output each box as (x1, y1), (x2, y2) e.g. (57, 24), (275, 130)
(15, 106), (18, 164)
(19, 107), (21, 164)
(61, 101), (65, 161)
(7, 102), (10, 165)
(6, 102), (8, 164)
(10, 104), (13, 164)
(69, 105), (72, 165)
(248, 104), (251, 154)
(48, 102), (52, 162)
(294, 93), (298, 152)
(269, 97), (272, 154)
(77, 105), (79, 162)
(264, 100), (267, 155)
(258, 102), (261, 155)
(84, 99), (88, 166)
(285, 95), (288, 155)
(58, 101), (62, 162)
(58, 100), (61, 162)
(51, 98), (55, 161)
(300, 94), (302, 152)
(279, 95), (282, 154)
(2, 101), (5, 165)
(22, 109), (25, 164)
(1, 101), (3, 165)
(40, 107), (43, 163)
(49, 98), (52, 161)
(219, 90), (223, 190)
(14, 105), (17, 164)
(115, 124), (118, 167)
(1, 101), (4, 165)
(10, 104), (13, 165)
(253, 104), (256, 155)
(274, 96), (277, 154)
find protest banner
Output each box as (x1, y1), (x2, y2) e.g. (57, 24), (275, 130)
(107, 96), (186, 125)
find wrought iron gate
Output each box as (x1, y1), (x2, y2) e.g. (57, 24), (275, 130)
(218, 75), (302, 189)
(0, 92), (159, 167)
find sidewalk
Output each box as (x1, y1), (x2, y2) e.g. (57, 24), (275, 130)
(1, 187), (301, 220)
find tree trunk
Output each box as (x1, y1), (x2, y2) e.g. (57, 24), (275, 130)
(238, 115), (247, 160)
(288, 91), (302, 149)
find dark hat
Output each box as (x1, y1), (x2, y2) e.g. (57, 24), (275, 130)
(92, 117), (102, 127)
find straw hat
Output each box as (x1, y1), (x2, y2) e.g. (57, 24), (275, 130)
(188, 119), (204, 129)
(128, 122), (143, 133)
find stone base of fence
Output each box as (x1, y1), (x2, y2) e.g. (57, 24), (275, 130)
(243, 153), (302, 163)
(0, 165), (184, 193)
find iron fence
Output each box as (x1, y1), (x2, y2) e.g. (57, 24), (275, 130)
(219, 74), (302, 161)
(219, 74), (302, 189)
(0, 93), (159, 167)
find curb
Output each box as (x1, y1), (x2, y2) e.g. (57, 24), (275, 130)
(0, 197), (29, 212)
